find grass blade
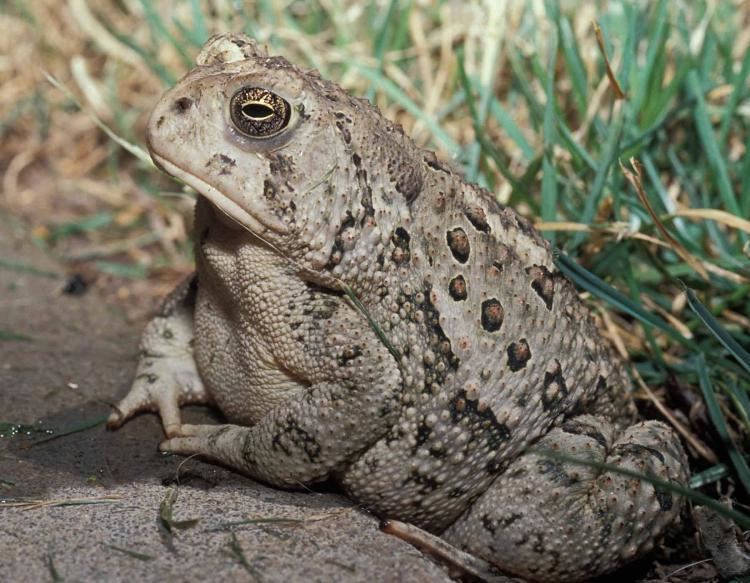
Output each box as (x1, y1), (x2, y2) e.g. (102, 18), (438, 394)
(538, 448), (750, 530)
(695, 354), (750, 495)
(554, 253), (690, 346)
(684, 286), (750, 375)
(686, 70), (741, 216)
(554, 253), (746, 378)
(489, 99), (534, 161)
(689, 464), (729, 489)
(570, 109), (625, 249)
(541, 27), (559, 234)
(159, 486), (199, 533)
(0, 330), (33, 342)
(24, 414), (109, 448)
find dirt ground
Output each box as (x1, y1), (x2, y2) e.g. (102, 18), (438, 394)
(0, 218), (454, 582)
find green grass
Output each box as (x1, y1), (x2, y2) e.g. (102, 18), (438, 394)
(5, 0), (750, 536)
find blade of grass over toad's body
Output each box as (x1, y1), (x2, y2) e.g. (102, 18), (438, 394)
(341, 283), (400, 361)
(46, 554), (62, 583)
(538, 448), (750, 530)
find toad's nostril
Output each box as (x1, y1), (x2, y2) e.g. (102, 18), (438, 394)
(174, 97), (194, 113)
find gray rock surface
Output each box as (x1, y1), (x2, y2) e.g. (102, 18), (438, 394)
(0, 219), (451, 582)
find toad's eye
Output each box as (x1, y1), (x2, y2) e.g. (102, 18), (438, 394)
(229, 87), (291, 138)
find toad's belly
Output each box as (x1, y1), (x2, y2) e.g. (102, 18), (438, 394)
(193, 286), (303, 426)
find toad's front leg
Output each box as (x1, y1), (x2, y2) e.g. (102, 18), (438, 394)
(160, 300), (402, 488)
(107, 275), (212, 438)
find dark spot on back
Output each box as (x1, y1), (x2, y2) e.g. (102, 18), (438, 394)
(268, 152), (295, 175)
(464, 205), (491, 233)
(325, 211), (356, 269)
(481, 514), (496, 535)
(448, 275), (467, 301)
(391, 227), (411, 265)
(507, 339), (531, 371)
(449, 389), (511, 454)
(354, 162), (374, 220)
(561, 419), (608, 449)
(481, 298), (504, 332)
(614, 443), (666, 464)
(515, 212), (541, 241)
(335, 119), (351, 144)
(62, 273), (87, 296)
(388, 157), (423, 204)
(655, 490), (673, 511)
(173, 97), (193, 113)
(499, 513), (523, 528)
(447, 227), (470, 263)
(263, 179), (277, 200)
(542, 359), (568, 411)
(526, 265), (556, 310)
(423, 151), (452, 174)
(408, 282), (460, 387)
(337, 345), (363, 366)
(304, 281), (345, 298)
(537, 459), (575, 487)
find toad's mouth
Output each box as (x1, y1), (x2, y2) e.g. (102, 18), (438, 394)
(151, 152), (291, 236)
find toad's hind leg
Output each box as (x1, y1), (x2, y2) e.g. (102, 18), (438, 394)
(441, 415), (688, 583)
(107, 274), (212, 438)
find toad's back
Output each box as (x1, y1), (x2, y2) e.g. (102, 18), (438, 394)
(339, 164), (634, 532)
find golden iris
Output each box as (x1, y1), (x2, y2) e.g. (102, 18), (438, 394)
(229, 87), (291, 138)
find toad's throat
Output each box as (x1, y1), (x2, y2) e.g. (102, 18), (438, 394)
(150, 152), (291, 236)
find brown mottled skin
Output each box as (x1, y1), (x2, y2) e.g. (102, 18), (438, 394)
(108, 34), (688, 582)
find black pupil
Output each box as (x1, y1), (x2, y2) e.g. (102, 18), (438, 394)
(242, 102), (274, 119)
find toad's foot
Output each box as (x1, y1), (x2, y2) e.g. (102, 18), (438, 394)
(107, 276), (211, 438)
